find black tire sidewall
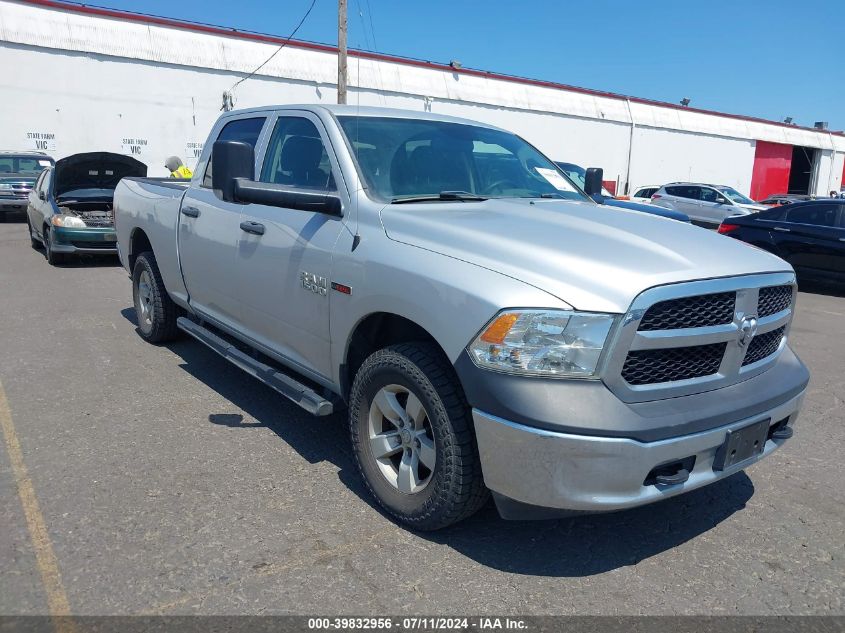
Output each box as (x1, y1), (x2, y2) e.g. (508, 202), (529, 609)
(132, 255), (157, 338)
(350, 345), (479, 529)
(44, 227), (62, 265)
(354, 365), (441, 516)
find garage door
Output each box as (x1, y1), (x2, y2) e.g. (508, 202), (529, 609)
(750, 140), (792, 201)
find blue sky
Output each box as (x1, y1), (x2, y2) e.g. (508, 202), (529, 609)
(96, 0), (843, 130)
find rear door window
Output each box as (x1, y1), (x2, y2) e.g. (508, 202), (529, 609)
(786, 204), (839, 227)
(635, 187), (657, 198)
(259, 117), (336, 191)
(759, 207), (787, 221)
(202, 117), (267, 188)
(667, 186), (699, 200)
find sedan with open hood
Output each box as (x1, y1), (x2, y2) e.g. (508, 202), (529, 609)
(27, 152), (146, 264)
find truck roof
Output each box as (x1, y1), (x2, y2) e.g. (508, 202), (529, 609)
(221, 104), (505, 131)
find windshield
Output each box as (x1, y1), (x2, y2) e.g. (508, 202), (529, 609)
(337, 116), (587, 202)
(0, 156), (54, 175)
(716, 186), (755, 205)
(555, 162), (613, 197)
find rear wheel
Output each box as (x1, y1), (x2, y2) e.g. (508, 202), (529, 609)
(43, 227), (65, 265)
(132, 251), (180, 343)
(349, 343), (488, 530)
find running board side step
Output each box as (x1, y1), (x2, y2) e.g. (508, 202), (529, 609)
(176, 317), (334, 416)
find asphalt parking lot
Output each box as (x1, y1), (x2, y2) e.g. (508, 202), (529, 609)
(0, 219), (842, 616)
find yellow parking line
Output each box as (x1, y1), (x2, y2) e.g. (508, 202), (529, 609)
(0, 380), (75, 633)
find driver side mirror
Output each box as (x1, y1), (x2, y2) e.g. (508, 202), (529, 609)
(715, 196), (729, 205)
(212, 140), (254, 203)
(584, 167), (604, 196)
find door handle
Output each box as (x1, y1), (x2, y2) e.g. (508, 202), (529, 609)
(772, 226), (790, 232)
(839, 238), (845, 242)
(240, 221), (265, 235)
(182, 206), (200, 218)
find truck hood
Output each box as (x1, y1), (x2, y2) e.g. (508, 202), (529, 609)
(597, 196), (689, 222)
(380, 198), (792, 313)
(54, 153), (147, 198)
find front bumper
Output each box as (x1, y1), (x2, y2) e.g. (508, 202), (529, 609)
(0, 198), (28, 212)
(459, 345), (809, 517)
(474, 388), (803, 515)
(50, 226), (117, 255)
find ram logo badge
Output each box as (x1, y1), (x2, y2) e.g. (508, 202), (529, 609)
(300, 271), (328, 296)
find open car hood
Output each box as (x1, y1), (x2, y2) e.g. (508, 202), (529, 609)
(54, 152), (147, 197)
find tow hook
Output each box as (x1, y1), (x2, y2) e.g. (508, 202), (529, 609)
(654, 469), (690, 486)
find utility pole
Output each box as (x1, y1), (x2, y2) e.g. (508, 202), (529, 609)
(337, 0), (348, 104)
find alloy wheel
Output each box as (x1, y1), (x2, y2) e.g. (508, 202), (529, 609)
(367, 384), (436, 494)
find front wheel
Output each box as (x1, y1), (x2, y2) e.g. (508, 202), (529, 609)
(349, 343), (488, 530)
(27, 214), (41, 249)
(132, 251), (180, 343)
(43, 227), (65, 265)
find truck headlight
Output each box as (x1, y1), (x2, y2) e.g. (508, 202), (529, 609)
(0, 183), (12, 190)
(468, 310), (616, 377)
(51, 215), (86, 228)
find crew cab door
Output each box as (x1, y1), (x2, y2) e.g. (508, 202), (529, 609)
(178, 115), (269, 330)
(234, 112), (349, 380)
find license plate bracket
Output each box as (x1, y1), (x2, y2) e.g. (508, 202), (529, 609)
(713, 418), (770, 471)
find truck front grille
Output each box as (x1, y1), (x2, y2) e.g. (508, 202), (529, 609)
(758, 285), (793, 317)
(638, 291), (735, 331)
(742, 326), (786, 366)
(603, 273), (796, 402)
(622, 343), (727, 385)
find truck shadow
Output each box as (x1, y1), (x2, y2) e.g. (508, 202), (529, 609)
(149, 319), (755, 578)
(415, 473), (753, 576)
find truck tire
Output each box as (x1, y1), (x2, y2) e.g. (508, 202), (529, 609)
(43, 227), (65, 265)
(349, 343), (488, 530)
(132, 251), (180, 343)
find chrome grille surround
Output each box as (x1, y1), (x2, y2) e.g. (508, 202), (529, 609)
(0, 181), (33, 200)
(602, 272), (796, 403)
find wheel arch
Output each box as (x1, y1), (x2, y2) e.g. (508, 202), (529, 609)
(128, 227), (153, 272)
(341, 312), (450, 401)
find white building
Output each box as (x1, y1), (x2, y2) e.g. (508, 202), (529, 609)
(1, 0), (843, 198)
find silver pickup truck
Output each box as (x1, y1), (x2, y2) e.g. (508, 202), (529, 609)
(114, 105), (809, 530)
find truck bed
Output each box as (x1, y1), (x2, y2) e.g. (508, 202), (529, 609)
(114, 176), (191, 305)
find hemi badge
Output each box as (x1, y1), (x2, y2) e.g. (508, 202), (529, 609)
(331, 282), (352, 295)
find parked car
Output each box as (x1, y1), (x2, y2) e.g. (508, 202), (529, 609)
(651, 182), (767, 226)
(628, 185), (660, 204)
(0, 151), (54, 217)
(758, 194), (812, 207)
(27, 152), (146, 264)
(554, 162), (688, 222)
(114, 105), (807, 530)
(719, 199), (845, 286)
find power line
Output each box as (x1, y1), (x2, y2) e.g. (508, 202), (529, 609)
(364, 0), (379, 51)
(229, 0), (318, 92)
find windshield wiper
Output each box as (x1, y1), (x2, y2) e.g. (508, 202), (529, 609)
(391, 191), (487, 204)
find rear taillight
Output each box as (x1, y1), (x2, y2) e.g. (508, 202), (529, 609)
(651, 194), (662, 200)
(718, 223), (740, 234)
